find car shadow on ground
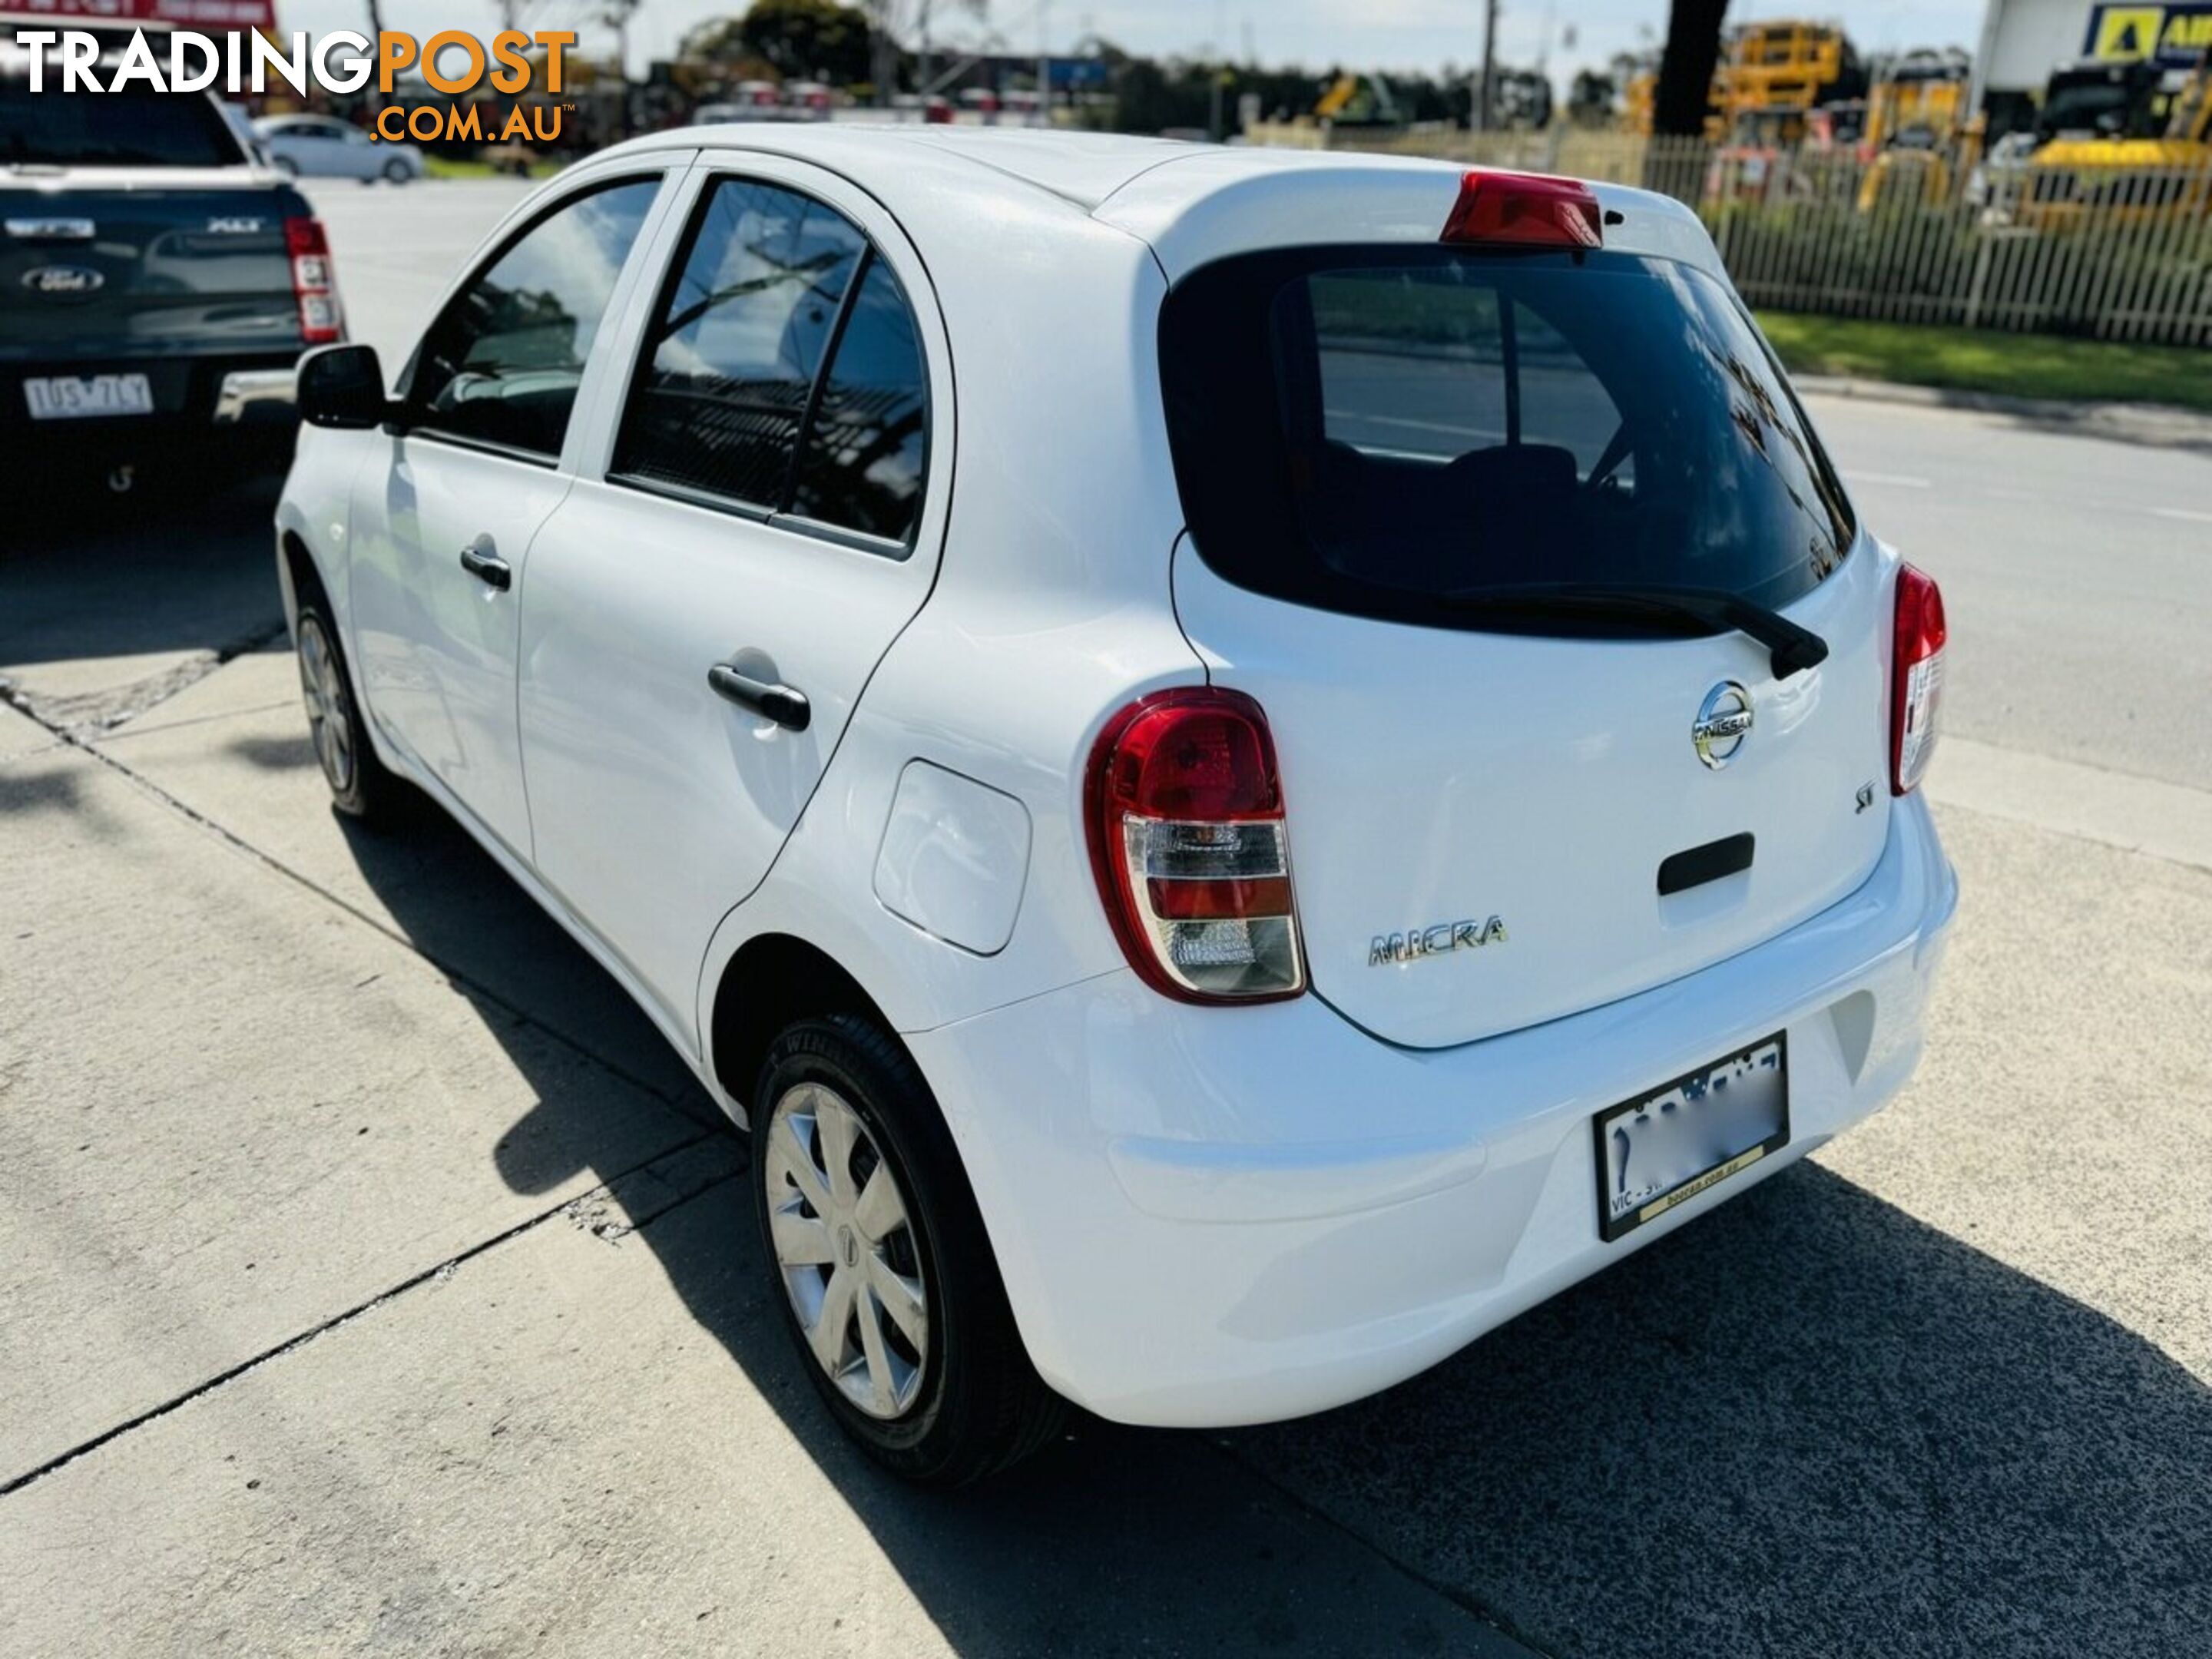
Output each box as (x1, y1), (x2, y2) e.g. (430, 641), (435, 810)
(2, 469), (290, 694)
(289, 769), (2212, 1659)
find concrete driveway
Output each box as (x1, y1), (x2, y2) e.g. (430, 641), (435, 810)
(1, 181), (2207, 1657)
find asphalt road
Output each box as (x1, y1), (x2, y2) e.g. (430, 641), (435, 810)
(2, 180), (2207, 1657)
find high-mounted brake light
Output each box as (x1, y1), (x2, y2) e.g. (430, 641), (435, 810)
(284, 216), (343, 346)
(1441, 170), (1604, 249)
(1891, 564), (1947, 795)
(1086, 688), (1306, 1004)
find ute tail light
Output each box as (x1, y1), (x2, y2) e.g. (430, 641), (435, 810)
(1891, 564), (1947, 795)
(1441, 170), (1604, 249)
(1086, 688), (1306, 1004)
(284, 216), (343, 346)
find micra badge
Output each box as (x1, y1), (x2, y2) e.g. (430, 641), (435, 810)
(1369, 916), (1508, 967)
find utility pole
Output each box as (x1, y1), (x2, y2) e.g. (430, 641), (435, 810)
(1037, 0), (1049, 126)
(607, 0), (637, 137)
(1477, 0), (1499, 131)
(1208, 0), (1225, 139)
(361, 0), (389, 118)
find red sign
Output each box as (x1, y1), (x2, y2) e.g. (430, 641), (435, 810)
(2, 0), (277, 28)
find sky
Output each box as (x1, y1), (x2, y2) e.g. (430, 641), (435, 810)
(279, 0), (1994, 91)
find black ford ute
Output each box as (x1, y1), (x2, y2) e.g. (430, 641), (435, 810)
(2, 55), (340, 495)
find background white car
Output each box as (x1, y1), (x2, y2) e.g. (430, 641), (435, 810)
(253, 114), (425, 184)
(277, 130), (1955, 1485)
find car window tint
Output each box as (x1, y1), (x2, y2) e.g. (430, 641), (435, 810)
(1311, 272), (1506, 459)
(1161, 248), (1854, 627)
(0, 81), (243, 168)
(408, 178), (659, 460)
(1509, 304), (1631, 485)
(788, 257), (928, 543)
(614, 178), (868, 509)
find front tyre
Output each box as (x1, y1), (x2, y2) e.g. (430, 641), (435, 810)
(294, 601), (401, 823)
(755, 1015), (1065, 1485)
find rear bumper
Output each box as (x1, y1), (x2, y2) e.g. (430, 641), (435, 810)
(2, 353), (300, 442)
(908, 793), (1957, 1429)
(210, 367), (298, 426)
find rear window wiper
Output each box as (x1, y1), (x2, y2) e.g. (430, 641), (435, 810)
(1435, 582), (1830, 679)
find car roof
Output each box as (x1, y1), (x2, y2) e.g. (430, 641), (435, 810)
(612, 124), (1197, 212)
(593, 126), (1723, 283)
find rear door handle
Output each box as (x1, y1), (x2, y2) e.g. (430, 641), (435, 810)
(459, 540), (511, 591)
(708, 661), (811, 732)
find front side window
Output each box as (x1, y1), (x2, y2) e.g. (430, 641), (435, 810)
(1161, 247), (1855, 631)
(613, 175), (929, 549)
(406, 178), (661, 461)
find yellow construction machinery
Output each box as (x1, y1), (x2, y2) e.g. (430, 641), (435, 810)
(1700, 23), (1866, 198)
(1625, 22), (1861, 143)
(1314, 73), (1404, 127)
(2016, 51), (2212, 227)
(1856, 49), (1973, 211)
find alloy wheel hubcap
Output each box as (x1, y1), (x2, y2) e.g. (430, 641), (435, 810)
(296, 618), (354, 794)
(763, 1082), (929, 1420)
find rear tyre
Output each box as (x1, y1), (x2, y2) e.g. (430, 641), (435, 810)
(382, 157), (412, 184)
(754, 1015), (1065, 1485)
(293, 598), (402, 824)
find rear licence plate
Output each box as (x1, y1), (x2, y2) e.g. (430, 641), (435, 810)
(1594, 1034), (1789, 1243)
(24, 374), (154, 420)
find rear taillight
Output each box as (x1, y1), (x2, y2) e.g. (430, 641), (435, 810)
(1891, 564), (1947, 794)
(284, 216), (343, 345)
(1086, 688), (1306, 1004)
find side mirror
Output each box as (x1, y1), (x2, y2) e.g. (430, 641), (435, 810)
(297, 343), (390, 430)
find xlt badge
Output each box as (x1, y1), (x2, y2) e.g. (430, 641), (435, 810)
(1369, 916), (1508, 967)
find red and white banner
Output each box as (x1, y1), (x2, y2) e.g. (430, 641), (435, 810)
(2, 0), (277, 30)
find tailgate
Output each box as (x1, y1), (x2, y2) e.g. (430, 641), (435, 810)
(2, 184), (302, 364)
(1174, 542), (1892, 1048)
(1154, 229), (1889, 1049)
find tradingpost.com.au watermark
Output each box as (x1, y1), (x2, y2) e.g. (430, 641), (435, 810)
(9, 27), (580, 142)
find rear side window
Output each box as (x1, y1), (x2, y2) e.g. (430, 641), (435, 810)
(1161, 247), (1854, 629)
(612, 176), (929, 551)
(0, 81), (243, 168)
(406, 178), (660, 461)
(787, 260), (927, 539)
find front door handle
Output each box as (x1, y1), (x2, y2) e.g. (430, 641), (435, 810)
(708, 661), (811, 732)
(459, 540), (511, 591)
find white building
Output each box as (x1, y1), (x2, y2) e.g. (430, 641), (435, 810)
(1972, 0), (2212, 131)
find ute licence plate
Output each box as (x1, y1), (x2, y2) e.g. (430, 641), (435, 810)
(24, 373), (154, 421)
(1594, 1034), (1789, 1243)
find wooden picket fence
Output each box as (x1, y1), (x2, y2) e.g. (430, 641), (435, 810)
(1243, 122), (2212, 346)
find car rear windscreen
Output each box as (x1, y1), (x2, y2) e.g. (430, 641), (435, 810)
(0, 80), (243, 168)
(1159, 246), (1856, 629)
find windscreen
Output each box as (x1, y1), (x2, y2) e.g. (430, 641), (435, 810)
(1159, 247), (1855, 631)
(0, 80), (244, 167)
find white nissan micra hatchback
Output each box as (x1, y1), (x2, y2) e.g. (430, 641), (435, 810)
(279, 129), (1956, 1484)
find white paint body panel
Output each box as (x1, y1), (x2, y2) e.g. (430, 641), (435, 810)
(912, 793), (1955, 1426)
(276, 130), (1957, 1429)
(873, 761), (1033, 955)
(346, 438), (563, 856)
(1173, 534), (1895, 1048)
(515, 154), (952, 1046)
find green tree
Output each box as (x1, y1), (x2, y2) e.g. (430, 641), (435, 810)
(695, 0), (876, 84)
